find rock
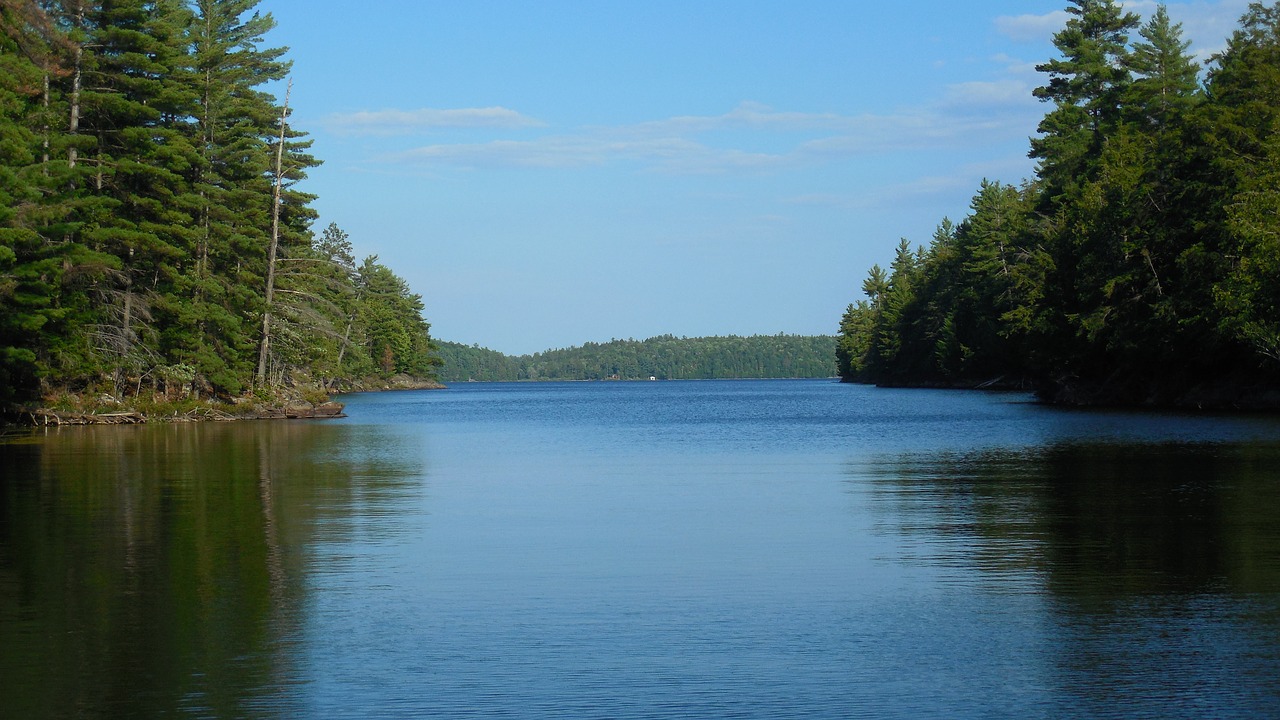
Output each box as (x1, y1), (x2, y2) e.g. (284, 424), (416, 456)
(278, 400), (345, 419)
(313, 401), (345, 417)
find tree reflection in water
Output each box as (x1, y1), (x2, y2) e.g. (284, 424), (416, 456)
(0, 421), (423, 718)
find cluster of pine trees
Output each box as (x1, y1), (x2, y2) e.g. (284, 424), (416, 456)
(838, 1), (1280, 406)
(436, 335), (837, 382)
(0, 0), (437, 407)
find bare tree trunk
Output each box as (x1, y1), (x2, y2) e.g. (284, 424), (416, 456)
(334, 314), (356, 372)
(199, 49), (214, 286)
(68, 1), (83, 171)
(331, 283), (363, 386)
(256, 78), (291, 387)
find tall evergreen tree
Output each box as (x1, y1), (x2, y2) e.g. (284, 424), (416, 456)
(1031, 0), (1141, 197)
(1029, 0), (1141, 380)
(177, 0), (292, 393)
(0, 0), (59, 401)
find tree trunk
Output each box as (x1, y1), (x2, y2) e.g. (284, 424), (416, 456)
(68, 1), (83, 171)
(256, 78), (291, 386)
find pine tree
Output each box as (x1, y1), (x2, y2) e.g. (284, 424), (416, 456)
(0, 0), (59, 401)
(1031, 0), (1141, 197)
(0, 0), (433, 409)
(176, 0), (292, 394)
(1029, 0), (1141, 381)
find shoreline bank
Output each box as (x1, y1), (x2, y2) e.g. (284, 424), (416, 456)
(3, 375), (446, 428)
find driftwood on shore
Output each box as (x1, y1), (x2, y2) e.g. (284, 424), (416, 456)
(31, 410), (148, 426)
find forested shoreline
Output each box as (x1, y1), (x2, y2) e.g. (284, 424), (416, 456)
(436, 335), (837, 382)
(0, 0), (439, 418)
(838, 1), (1280, 409)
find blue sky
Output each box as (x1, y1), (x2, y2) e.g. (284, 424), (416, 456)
(260, 0), (1251, 355)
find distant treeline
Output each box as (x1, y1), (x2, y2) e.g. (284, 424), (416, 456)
(839, 2), (1280, 407)
(436, 335), (837, 382)
(0, 1), (437, 406)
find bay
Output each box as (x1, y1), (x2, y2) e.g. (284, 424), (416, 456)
(3, 379), (1280, 718)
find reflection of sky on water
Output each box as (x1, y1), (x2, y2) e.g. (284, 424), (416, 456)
(339, 380), (1280, 455)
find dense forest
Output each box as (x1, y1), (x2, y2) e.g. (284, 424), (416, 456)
(0, 0), (438, 412)
(838, 1), (1280, 408)
(436, 335), (837, 382)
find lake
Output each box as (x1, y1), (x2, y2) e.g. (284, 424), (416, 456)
(3, 379), (1280, 718)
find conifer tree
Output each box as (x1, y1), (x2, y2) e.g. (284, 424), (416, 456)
(1031, 0), (1140, 196)
(0, 0), (59, 401)
(0, 0), (435, 409)
(181, 0), (293, 393)
(1209, 2), (1280, 367)
(836, 2), (1280, 405)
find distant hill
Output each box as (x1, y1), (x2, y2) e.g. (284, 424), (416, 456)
(435, 334), (837, 382)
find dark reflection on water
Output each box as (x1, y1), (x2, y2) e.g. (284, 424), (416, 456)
(860, 441), (1280, 718)
(0, 421), (422, 719)
(862, 442), (1280, 595)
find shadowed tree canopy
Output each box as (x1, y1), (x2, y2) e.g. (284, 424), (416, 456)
(838, 2), (1280, 408)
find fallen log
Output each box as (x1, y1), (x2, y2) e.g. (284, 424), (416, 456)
(31, 410), (147, 425)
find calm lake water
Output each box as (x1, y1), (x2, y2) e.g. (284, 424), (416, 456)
(3, 379), (1280, 718)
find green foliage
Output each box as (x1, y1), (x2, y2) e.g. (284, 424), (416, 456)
(0, 1), (436, 408)
(436, 335), (837, 383)
(434, 342), (524, 382)
(353, 256), (439, 380)
(838, 2), (1280, 405)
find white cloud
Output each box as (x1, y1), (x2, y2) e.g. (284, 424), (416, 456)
(1156, 0), (1254, 60)
(396, 134), (787, 174)
(942, 79), (1037, 108)
(995, 11), (1070, 43)
(996, 2), (1252, 58)
(630, 102), (850, 136)
(781, 174), (971, 212)
(326, 106), (544, 135)
(784, 157), (1037, 213)
(387, 91), (1039, 175)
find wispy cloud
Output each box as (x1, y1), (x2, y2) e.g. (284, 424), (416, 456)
(628, 102), (851, 136)
(1155, 0), (1254, 60)
(784, 157), (1037, 213)
(995, 11), (1069, 43)
(788, 175), (972, 211)
(397, 134), (788, 174)
(385, 93), (1038, 175)
(326, 106), (545, 135)
(942, 79), (1037, 109)
(996, 1), (1253, 59)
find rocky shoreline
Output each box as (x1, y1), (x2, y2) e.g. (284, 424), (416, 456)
(7, 374), (446, 428)
(24, 399), (350, 426)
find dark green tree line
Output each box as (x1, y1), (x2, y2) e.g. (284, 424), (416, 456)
(437, 334), (837, 383)
(838, 1), (1280, 406)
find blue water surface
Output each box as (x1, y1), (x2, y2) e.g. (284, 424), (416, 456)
(4, 379), (1280, 719)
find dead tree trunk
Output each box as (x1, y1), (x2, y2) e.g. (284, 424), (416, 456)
(256, 78), (291, 387)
